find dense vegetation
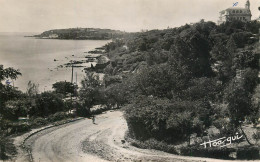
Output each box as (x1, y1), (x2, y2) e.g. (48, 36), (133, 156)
(90, 20), (260, 158)
(35, 28), (126, 40)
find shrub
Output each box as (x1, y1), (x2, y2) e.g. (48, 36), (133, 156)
(35, 92), (65, 116)
(31, 117), (48, 127)
(52, 81), (74, 95)
(130, 138), (177, 154)
(180, 146), (236, 159)
(125, 97), (210, 144)
(0, 137), (7, 160)
(7, 123), (30, 135)
(48, 112), (68, 122)
(104, 75), (122, 87)
(236, 147), (259, 160)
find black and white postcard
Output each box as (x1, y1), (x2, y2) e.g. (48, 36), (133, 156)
(0, 0), (260, 161)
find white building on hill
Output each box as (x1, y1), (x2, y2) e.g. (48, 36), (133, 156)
(218, 0), (252, 25)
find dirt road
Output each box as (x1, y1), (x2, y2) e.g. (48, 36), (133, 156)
(18, 111), (245, 162)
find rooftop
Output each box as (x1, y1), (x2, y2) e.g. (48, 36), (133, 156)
(220, 7), (251, 15)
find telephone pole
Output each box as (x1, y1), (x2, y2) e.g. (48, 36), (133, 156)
(76, 72), (77, 85)
(70, 63), (74, 112)
(71, 64), (74, 83)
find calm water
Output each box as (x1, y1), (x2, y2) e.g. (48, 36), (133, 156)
(0, 33), (110, 92)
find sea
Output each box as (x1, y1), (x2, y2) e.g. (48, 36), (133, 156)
(0, 32), (110, 92)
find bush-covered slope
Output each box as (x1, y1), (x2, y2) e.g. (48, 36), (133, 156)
(102, 20), (260, 146)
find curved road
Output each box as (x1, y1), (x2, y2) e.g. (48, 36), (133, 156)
(20, 111), (246, 162)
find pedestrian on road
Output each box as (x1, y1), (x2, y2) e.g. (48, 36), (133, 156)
(92, 115), (95, 124)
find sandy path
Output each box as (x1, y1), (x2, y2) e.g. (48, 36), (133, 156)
(20, 111), (250, 162)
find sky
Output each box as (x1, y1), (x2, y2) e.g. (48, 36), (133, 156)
(0, 0), (259, 33)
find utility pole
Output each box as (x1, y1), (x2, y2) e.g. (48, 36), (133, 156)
(75, 72), (78, 115)
(76, 72), (77, 85)
(70, 63), (74, 113)
(71, 64), (74, 83)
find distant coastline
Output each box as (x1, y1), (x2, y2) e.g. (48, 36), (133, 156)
(29, 27), (127, 40)
(24, 35), (35, 37)
(30, 37), (113, 40)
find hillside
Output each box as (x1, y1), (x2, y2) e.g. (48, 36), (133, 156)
(92, 20), (260, 159)
(34, 28), (126, 40)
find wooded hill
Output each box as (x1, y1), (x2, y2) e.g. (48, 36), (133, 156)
(99, 20), (260, 159)
(34, 28), (126, 40)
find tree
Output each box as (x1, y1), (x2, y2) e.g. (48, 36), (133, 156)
(251, 85), (260, 126)
(226, 36), (237, 54)
(27, 81), (39, 97)
(125, 97), (210, 144)
(135, 63), (191, 99)
(104, 82), (128, 109)
(210, 42), (234, 83)
(224, 78), (256, 145)
(0, 65), (22, 119)
(52, 81), (74, 95)
(181, 77), (219, 102)
(0, 65), (21, 82)
(233, 51), (259, 70)
(0, 65), (21, 159)
(79, 72), (103, 113)
(145, 50), (169, 65)
(167, 111), (204, 145)
(34, 92), (65, 117)
(0, 115), (7, 160)
(170, 35), (213, 77)
(4, 99), (31, 120)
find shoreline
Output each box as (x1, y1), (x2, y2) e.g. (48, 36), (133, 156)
(0, 34), (111, 92)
